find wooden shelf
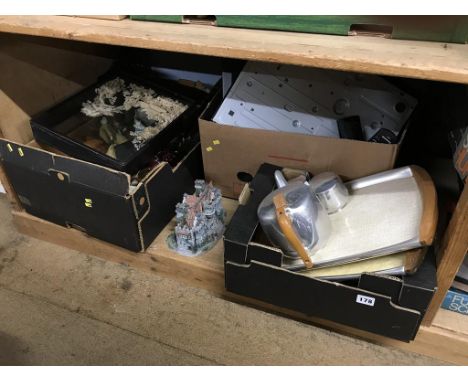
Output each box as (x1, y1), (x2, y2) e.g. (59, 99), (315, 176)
(1, 19), (467, 364)
(9, 205), (468, 365)
(0, 16), (468, 84)
(432, 308), (468, 337)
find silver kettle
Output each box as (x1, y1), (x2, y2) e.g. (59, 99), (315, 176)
(257, 171), (331, 269)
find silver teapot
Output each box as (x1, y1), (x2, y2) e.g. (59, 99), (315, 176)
(257, 171), (331, 269)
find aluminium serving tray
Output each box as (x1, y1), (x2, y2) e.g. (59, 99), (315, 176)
(283, 166), (438, 272)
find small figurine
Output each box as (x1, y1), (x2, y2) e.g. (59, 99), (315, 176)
(167, 180), (225, 256)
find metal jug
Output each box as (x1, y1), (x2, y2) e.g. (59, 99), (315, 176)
(309, 172), (349, 214)
(257, 171), (331, 269)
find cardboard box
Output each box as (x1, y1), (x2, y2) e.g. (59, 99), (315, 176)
(224, 163), (437, 341)
(30, 66), (207, 174)
(0, 139), (203, 252)
(200, 92), (404, 198)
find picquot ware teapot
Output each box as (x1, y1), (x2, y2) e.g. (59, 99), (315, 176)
(257, 171), (331, 269)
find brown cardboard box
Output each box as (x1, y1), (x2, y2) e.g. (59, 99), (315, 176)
(199, 92), (403, 198)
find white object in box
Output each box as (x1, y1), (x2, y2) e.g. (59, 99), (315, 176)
(213, 61), (417, 140)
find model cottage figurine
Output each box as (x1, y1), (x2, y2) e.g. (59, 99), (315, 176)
(168, 180), (225, 255)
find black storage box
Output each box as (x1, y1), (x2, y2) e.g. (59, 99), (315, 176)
(30, 66), (208, 174)
(0, 137), (203, 252)
(224, 163), (437, 341)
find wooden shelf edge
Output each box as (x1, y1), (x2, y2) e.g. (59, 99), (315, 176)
(9, 209), (468, 365)
(423, 184), (468, 324)
(0, 16), (467, 84)
(431, 308), (468, 338)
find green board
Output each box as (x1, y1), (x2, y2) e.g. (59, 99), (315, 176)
(130, 16), (468, 44)
(131, 15), (182, 23)
(216, 15), (367, 35)
(216, 16), (468, 44)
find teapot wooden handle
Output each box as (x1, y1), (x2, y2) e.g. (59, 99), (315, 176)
(273, 193), (313, 269)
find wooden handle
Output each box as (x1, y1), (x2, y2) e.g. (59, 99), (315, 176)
(403, 247), (427, 274)
(273, 193), (313, 269)
(411, 165), (438, 246)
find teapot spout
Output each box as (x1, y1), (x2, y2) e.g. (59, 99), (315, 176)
(274, 170), (288, 188)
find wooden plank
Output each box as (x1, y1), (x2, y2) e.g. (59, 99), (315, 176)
(12, 209), (225, 293)
(10, 208), (468, 365)
(432, 308), (468, 336)
(11, 198), (238, 294)
(224, 292), (468, 366)
(71, 16), (127, 21)
(0, 165), (20, 208)
(0, 16), (467, 84)
(423, 184), (468, 324)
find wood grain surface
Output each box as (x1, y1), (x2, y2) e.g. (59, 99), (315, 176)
(0, 16), (467, 84)
(10, 208), (468, 365)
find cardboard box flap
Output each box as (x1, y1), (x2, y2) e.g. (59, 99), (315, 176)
(0, 139), (53, 172)
(358, 273), (403, 304)
(225, 260), (421, 341)
(358, 249), (437, 313)
(224, 163), (279, 248)
(53, 156), (130, 196)
(0, 139), (131, 197)
(224, 163), (281, 264)
(131, 182), (150, 221)
(400, 251), (438, 313)
(138, 144), (203, 250)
